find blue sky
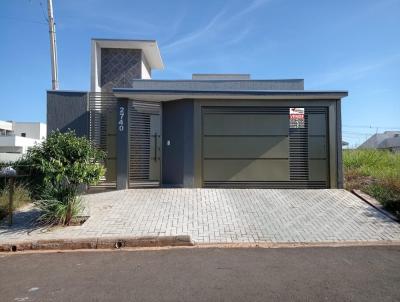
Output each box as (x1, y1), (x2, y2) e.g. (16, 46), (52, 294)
(1, 0), (399, 146)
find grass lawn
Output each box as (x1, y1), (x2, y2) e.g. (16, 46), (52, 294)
(344, 149), (400, 218)
(0, 183), (31, 221)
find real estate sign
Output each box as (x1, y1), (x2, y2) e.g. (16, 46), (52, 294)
(289, 108), (305, 128)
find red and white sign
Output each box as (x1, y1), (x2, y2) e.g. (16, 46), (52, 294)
(289, 108), (305, 128)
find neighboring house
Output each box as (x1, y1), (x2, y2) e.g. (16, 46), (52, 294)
(47, 38), (348, 190)
(0, 121), (47, 162)
(358, 131), (400, 152)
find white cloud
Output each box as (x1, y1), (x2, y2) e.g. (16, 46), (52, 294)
(309, 53), (400, 88)
(161, 0), (272, 52)
(162, 8), (228, 50)
(235, 0), (273, 19)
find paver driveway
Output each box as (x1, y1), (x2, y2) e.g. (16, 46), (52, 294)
(1, 189), (400, 244)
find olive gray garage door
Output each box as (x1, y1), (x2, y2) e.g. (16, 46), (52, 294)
(202, 107), (329, 188)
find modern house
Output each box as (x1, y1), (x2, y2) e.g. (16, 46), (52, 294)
(47, 38), (347, 190)
(0, 120), (47, 162)
(358, 131), (400, 152)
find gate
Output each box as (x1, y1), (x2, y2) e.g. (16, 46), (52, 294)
(128, 101), (161, 187)
(89, 92), (117, 188)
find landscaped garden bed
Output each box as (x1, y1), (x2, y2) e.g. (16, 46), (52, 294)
(1, 130), (105, 226)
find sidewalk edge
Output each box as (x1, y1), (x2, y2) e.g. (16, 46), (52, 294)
(0, 235), (193, 252)
(352, 189), (399, 223)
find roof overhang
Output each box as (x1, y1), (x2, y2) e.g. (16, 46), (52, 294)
(113, 88), (348, 102)
(92, 38), (164, 69)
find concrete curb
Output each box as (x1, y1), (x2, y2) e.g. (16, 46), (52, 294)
(0, 235), (193, 252)
(352, 189), (399, 223)
(2, 239), (400, 254)
(195, 240), (400, 249)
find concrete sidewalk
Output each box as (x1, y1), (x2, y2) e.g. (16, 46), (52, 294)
(1, 189), (400, 249)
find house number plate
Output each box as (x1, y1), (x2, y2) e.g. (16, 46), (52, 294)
(119, 106), (125, 132)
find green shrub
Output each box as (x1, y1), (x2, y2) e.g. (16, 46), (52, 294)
(35, 197), (83, 226)
(20, 130), (106, 225)
(365, 176), (400, 217)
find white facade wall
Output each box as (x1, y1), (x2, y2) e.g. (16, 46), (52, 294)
(0, 135), (41, 162)
(0, 120), (13, 136)
(0, 135), (39, 153)
(0, 120), (12, 131)
(11, 122), (47, 140)
(141, 54), (151, 79)
(0, 120), (46, 162)
(0, 152), (22, 163)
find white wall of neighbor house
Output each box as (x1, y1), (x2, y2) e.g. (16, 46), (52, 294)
(0, 135), (39, 152)
(12, 122), (47, 140)
(0, 121), (46, 162)
(0, 153), (21, 162)
(0, 120), (13, 132)
(0, 135), (41, 162)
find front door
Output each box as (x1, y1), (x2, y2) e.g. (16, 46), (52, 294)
(149, 114), (161, 182)
(128, 101), (161, 187)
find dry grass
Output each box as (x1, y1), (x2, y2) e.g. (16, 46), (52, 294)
(344, 149), (400, 217)
(0, 184), (31, 220)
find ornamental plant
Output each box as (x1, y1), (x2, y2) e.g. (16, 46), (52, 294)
(22, 130), (106, 225)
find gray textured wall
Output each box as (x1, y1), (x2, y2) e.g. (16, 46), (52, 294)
(131, 79), (304, 91)
(101, 48), (142, 92)
(162, 100), (194, 187)
(47, 91), (89, 137)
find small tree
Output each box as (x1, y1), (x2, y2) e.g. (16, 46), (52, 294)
(23, 130), (105, 225)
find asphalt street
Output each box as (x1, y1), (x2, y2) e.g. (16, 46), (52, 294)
(1, 246), (400, 301)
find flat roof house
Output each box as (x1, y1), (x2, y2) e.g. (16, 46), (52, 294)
(0, 120), (47, 162)
(47, 39), (347, 190)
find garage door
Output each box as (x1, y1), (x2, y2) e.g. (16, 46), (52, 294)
(202, 107), (329, 188)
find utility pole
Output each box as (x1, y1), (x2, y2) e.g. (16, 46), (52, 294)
(47, 0), (59, 90)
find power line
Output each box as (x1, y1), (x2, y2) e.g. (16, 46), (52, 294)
(39, 1), (49, 23)
(343, 131), (377, 135)
(343, 124), (400, 130)
(0, 0), (51, 25)
(0, 15), (47, 25)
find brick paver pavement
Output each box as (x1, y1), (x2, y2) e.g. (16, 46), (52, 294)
(1, 189), (400, 244)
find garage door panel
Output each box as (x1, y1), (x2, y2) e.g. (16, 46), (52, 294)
(203, 136), (289, 158)
(309, 159), (328, 181)
(308, 136), (327, 159)
(203, 159), (289, 181)
(308, 114), (326, 136)
(201, 107), (330, 188)
(203, 114), (288, 136)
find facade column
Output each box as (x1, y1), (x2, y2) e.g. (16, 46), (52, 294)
(116, 98), (129, 190)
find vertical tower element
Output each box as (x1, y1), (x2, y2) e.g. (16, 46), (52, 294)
(100, 48), (142, 92)
(47, 0), (59, 90)
(90, 39), (164, 189)
(91, 39), (164, 92)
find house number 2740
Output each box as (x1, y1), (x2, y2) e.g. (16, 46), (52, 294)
(118, 107), (125, 132)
